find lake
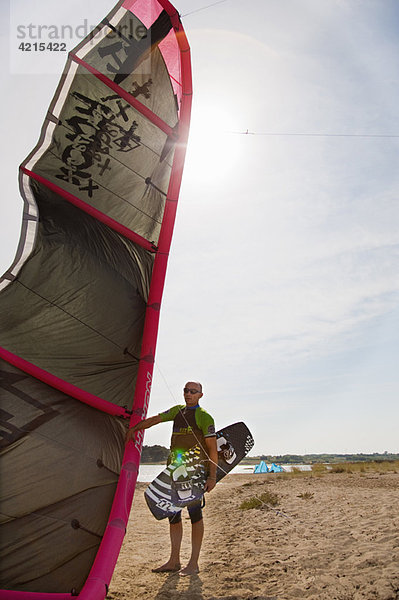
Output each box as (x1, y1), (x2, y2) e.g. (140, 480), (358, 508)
(137, 463), (311, 482)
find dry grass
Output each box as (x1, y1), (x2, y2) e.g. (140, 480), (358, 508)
(271, 460), (399, 480)
(239, 490), (280, 510)
(311, 463), (328, 474)
(276, 467), (311, 479)
(329, 460), (399, 474)
(297, 491), (314, 500)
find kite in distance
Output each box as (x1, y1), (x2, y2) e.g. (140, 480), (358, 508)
(0, 0), (192, 597)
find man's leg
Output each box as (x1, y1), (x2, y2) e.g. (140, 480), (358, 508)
(179, 502), (203, 575)
(179, 518), (203, 575)
(152, 514), (182, 572)
(168, 520), (183, 566)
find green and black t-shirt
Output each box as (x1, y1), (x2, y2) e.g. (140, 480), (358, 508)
(159, 404), (215, 459)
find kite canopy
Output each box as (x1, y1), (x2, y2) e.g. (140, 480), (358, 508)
(0, 1), (192, 597)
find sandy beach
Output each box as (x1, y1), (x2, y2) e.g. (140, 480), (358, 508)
(107, 471), (399, 600)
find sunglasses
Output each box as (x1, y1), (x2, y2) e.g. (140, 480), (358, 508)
(183, 388), (201, 394)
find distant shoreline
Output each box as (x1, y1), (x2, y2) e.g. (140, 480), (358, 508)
(240, 452), (399, 464)
(140, 452), (399, 465)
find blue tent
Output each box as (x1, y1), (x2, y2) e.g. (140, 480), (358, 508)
(253, 460), (269, 473)
(269, 463), (284, 473)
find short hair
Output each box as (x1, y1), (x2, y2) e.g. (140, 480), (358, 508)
(186, 381), (202, 392)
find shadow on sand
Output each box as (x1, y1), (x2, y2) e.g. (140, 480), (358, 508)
(154, 571), (204, 599)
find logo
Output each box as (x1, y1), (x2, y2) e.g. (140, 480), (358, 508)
(56, 90), (144, 198)
(217, 435), (237, 465)
(156, 498), (174, 511)
(0, 366), (59, 448)
(134, 371), (152, 451)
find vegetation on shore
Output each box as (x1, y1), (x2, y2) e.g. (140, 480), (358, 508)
(242, 452), (399, 464)
(140, 445), (169, 463)
(276, 459), (399, 478)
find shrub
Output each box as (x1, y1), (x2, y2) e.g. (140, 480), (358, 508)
(239, 491), (279, 510)
(297, 492), (314, 500)
(311, 463), (327, 474)
(330, 463), (351, 473)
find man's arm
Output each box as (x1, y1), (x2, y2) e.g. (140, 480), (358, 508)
(125, 414), (162, 444)
(204, 435), (218, 492)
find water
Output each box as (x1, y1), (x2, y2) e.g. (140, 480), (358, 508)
(137, 463), (311, 482)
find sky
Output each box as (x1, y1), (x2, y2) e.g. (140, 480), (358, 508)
(1, 0), (398, 455)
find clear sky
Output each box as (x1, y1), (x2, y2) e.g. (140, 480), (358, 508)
(1, 0), (398, 455)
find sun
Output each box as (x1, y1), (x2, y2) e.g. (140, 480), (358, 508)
(183, 100), (242, 188)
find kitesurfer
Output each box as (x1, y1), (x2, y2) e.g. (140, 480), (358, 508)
(125, 381), (217, 576)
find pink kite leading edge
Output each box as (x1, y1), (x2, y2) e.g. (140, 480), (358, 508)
(0, 0), (192, 598)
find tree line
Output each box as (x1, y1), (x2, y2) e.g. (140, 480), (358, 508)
(140, 445), (399, 464)
(141, 445), (169, 463)
(244, 452), (399, 464)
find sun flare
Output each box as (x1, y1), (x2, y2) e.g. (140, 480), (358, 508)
(184, 102), (242, 186)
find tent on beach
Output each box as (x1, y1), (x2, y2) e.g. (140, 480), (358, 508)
(269, 463), (284, 473)
(253, 461), (285, 473)
(253, 460), (269, 473)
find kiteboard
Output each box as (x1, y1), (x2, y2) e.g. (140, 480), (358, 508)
(144, 422), (254, 520)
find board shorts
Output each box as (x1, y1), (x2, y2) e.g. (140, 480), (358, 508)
(168, 499), (203, 525)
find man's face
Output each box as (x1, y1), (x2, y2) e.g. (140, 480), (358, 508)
(183, 382), (203, 407)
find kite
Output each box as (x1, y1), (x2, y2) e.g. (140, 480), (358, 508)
(0, 0), (192, 597)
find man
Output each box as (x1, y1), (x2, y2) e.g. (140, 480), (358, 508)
(125, 381), (218, 576)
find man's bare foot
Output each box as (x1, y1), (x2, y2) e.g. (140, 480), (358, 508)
(178, 564), (200, 576)
(152, 561), (181, 573)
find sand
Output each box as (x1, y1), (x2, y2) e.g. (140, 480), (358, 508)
(107, 471), (399, 600)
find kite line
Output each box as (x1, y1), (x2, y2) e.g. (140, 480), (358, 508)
(181, 0), (230, 18)
(229, 130), (399, 139)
